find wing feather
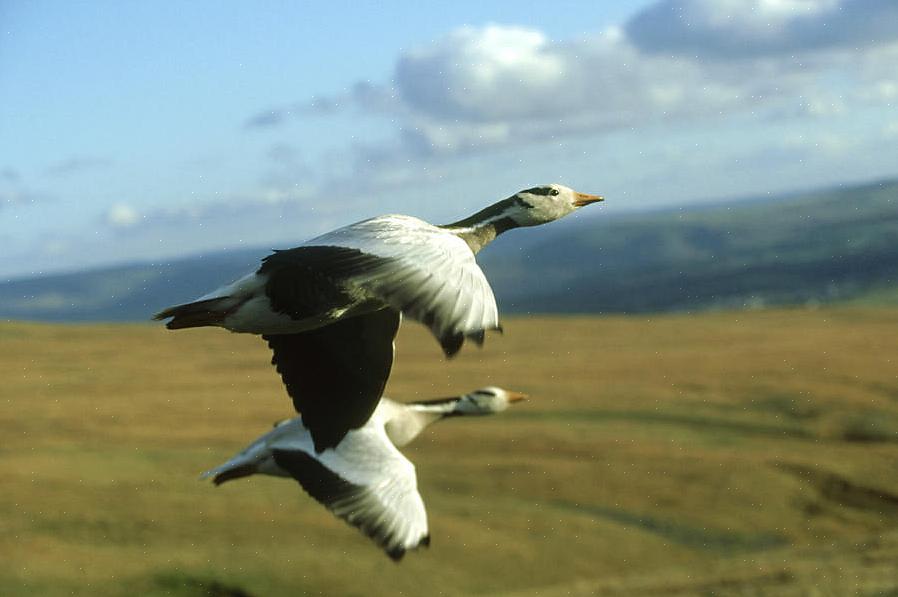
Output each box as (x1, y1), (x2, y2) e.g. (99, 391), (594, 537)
(272, 424), (429, 560)
(305, 215), (500, 356)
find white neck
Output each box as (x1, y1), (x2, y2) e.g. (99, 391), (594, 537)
(382, 398), (461, 448)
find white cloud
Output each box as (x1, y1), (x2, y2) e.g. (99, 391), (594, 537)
(389, 27), (757, 154)
(383, 23), (833, 156)
(245, 1), (898, 164)
(106, 203), (140, 227)
(396, 25), (565, 122)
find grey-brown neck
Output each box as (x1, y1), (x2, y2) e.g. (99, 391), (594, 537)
(440, 198), (522, 254)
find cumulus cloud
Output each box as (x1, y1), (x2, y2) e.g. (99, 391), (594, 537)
(244, 0), (898, 162)
(396, 26), (567, 122)
(626, 0), (898, 58)
(390, 25), (793, 155)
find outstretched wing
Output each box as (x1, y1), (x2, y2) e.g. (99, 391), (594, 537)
(299, 215), (501, 356)
(264, 308), (401, 452)
(272, 425), (429, 560)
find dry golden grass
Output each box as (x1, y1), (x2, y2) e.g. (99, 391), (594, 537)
(3, 308), (898, 596)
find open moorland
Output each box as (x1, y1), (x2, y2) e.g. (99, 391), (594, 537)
(3, 309), (898, 596)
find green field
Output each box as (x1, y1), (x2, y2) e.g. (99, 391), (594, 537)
(3, 309), (898, 595)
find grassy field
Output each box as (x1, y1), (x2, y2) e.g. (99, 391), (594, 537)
(3, 308), (898, 596)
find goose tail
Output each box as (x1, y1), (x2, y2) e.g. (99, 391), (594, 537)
(152, 297), (237, 330)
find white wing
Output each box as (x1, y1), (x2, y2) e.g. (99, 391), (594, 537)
(306, 215), (500, 356)
(272, 423), (429, 560)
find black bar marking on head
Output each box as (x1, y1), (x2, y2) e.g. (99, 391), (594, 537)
(521, 186), (554, 196)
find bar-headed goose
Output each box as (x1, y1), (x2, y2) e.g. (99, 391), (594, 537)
(154, 184), (602, 356)
(197, 303), (521, 559)
(202, 386), (527, 560)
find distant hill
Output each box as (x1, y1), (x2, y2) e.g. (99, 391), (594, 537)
(481, 179), (898, 313)
(1, 179), (897, 322)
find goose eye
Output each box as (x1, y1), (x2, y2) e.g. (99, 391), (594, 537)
(550, 188), (559, 196)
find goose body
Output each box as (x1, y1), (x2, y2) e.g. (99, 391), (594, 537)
(202, 387), (526, 560)
(154, 184), (602, 357)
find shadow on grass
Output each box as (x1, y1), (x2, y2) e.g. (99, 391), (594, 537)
(551, 500), (788, 554)
(749, 393), (821, 420)
(777, 463), (898, 516)
(836, 413), (898, 443)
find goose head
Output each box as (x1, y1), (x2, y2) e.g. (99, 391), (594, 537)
(504, 184), (603, 227)
(453, 386), (528, 415)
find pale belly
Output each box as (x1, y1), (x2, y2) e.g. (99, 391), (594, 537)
(222, 294), (385, 334)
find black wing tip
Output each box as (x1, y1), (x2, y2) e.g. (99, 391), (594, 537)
(441, 326), (503, 356)
(272, 449), (429, 562)
(386, 534), (430, 561)
(440, 333), (465, 358)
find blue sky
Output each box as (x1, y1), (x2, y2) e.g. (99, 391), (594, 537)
(2, 0), (897, 279)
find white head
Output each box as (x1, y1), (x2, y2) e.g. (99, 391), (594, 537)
(453, 386), (528, 415)
(504, 184), (603, 227)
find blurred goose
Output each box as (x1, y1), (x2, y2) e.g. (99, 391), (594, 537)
(201, 386), (527, 560)
(195, 304), (509, 559)
(154, 183), (602, 356)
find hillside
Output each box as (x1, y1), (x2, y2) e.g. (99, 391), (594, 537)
(481, 178), (898, 313)
(3, 310), (898, 595)
(1, 179), (897, 322)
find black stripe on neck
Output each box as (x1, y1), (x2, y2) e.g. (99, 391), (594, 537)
(491, 216), (517, 235)
(443, 197), (518, 229)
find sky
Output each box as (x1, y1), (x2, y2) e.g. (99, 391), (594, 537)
(2, 0), (897, 279)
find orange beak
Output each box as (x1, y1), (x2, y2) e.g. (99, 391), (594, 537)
(507, 391), (529, 403)
(573, 192), (604, 207)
